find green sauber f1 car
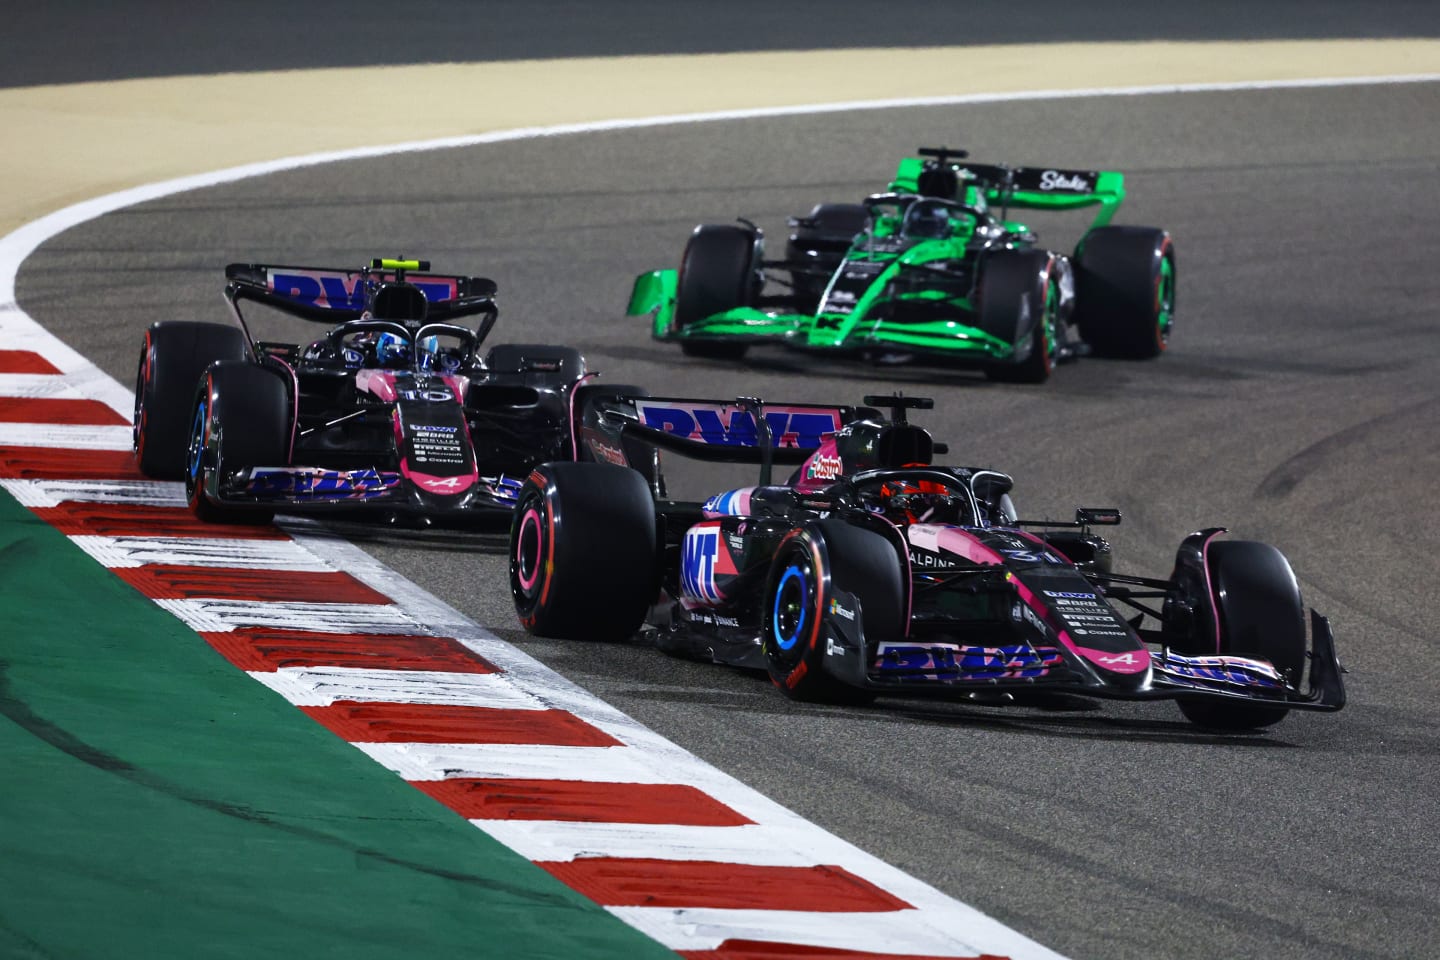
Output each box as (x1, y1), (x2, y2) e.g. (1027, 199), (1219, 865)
(627, 147), (1176, 383)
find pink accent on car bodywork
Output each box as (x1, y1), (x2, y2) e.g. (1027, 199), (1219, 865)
(569, 372), (599, 461)
(906, 524), (1006, 565)
(404, 468), (479, 495)
(354, 369), (399, 401)
(1009, 575), (1150, 676)
(793, 436), (841, 493)
(1200, 528), (1227, 655)
(268, 355), (300, 464)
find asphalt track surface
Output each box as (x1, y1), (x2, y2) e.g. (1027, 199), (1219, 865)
(16, 75), (1440, 959)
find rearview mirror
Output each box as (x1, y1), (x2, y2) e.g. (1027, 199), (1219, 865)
(1077, 507), (1121, 526)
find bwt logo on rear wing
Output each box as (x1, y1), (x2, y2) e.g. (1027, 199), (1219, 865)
(634, 401), (846, 450)
(266, 269), (461, 310)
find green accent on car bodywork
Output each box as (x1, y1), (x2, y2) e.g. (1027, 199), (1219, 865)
(889, 156), (1126, 230)
(1157, 252), (1175, 341)
(627, 268), (678, 339)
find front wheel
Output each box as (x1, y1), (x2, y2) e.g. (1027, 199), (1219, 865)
(978, 250), (1055, 384)
(1073, 226), (1175, 359)
(510, 462), (658, 641)
(762, 520), (903, 705)
(134, 322), (247, 479)
(1177, 540), (1305, 730)
(676, 224), (756, 360)
(186, 362), (290, 523)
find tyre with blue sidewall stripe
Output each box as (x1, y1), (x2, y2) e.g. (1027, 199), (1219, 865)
(762, 519), (904, 705)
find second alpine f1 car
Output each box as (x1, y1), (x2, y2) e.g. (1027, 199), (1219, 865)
(133, 258), (644, 522)
(628, 147), (1176, 382)
(510, 393), (1343, 730)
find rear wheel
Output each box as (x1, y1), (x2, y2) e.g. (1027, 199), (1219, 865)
(763, 519), (903, 705)
(1073, 226), (1175, 359)
(676, 224), (757, 360)
(1177, 540), (1305, 730)
(185, 362), (290, 523)
(510, 462), (658, 640)
(134, 322), (247, 479)
(980, 250), (1055, 384)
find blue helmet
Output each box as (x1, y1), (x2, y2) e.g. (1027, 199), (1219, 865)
(375, 332), (411, 367)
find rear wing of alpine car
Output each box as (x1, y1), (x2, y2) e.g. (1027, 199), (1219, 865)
(890, 150), (1126, 228)
(224, 260), (500, 324)
(580, 394), (867, 485)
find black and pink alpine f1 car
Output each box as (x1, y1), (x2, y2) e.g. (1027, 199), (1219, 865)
(133, 258), (643, 522)
(509, 392), (1345, 729)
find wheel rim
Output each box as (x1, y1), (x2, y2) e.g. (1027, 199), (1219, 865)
(513, 503), (546, 598)
(1154, 254), (1175, 348)
(770, 561), (811, 667)
(132, 339), (149, 453)
(184, 394), (207, 503)
(1042, 275), (1058, 373)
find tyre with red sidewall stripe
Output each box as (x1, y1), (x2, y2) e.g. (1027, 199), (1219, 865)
(762, 519), (903, 705)
(134, 321), (247, 479)
(510, 461), (658, 641)
(1073, 226), (1176, 359)
(980, 249), (1055, 384)
(185, 360), (290, 523)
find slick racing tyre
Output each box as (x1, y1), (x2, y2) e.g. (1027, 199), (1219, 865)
(510, 462), (658, 641)
(762, 519), (903, 706)
(186, 361), (291, 523)
(675, 224), (757, 360)
(569, 382), (658, 488)
(134, 321), (248, 479)
(786, 203), (870, 310)
(980, 250), (1055, 384)
(484, 343), (586, 382)
(1073, 226), (1175, 359)
(1177, 540), (1306, 730)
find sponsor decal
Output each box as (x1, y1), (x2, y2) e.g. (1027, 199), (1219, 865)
(681, 526), (723, 603)
(805, 454), (843, 481)
(684, 610), (741, 628)
(826, 636), (845, 656)
(1044, 590), (1097, 600)
(396, 386), (454, 403)
(828, 597), (856, 622)
(636, 402), (842, 449)
(247, 467), (400, 499)
(408, 422), (467, 466)
(1000, 548), (1063, 565)
(1037, 170), (1094, 192)
(875, 642), (1063, 680)
(587, 438), (628, 467)
(268, 269), (458, 310)
(342, 347), (364, 367)
(1155, 653), (1286, 689)
(909, 548), (958, 570)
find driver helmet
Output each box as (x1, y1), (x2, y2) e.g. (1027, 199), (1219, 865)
(876, 478), (963, 524)
(375, 331), (412, 368)
(417, 335), (462, 373)
(904, 200), (953, 239)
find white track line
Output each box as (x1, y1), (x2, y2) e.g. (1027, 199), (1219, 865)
(69, 535), (329, 569)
